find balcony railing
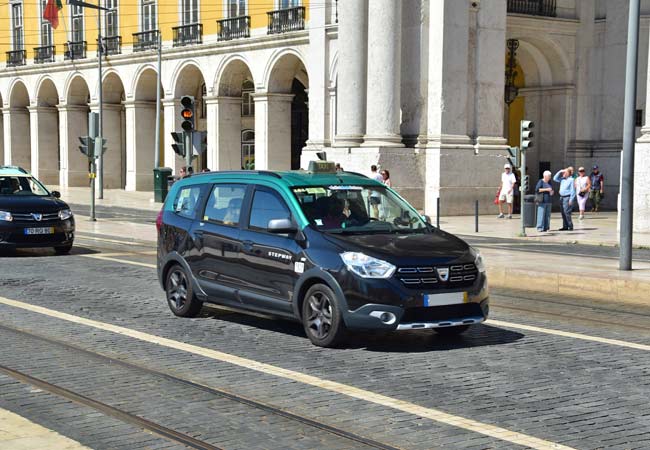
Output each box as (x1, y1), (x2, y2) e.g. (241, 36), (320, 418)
(217, 16), (251, 41)
(507, 0), (557, 17)
(34, 45), (55, 64)
(267, 6), (305, 34)
(64, 41), (87, 60)
(6, 50), (26, 67)
(173, 23), (203, 47)
(100, 36), (122, 55)
(133, 30), (160, 52)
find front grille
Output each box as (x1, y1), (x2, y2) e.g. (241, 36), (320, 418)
(401, 303), (484, 323)
(11, 212), (60, 222)
(397, 263), (478, 289)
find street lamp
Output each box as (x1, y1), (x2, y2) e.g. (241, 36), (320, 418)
(505, 39), (520, 106)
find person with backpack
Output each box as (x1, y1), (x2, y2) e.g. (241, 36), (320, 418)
(589, 165), (604, 212)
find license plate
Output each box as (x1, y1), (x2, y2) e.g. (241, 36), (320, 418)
(24, 227), (54, 235)
(424, 292), (467, 307)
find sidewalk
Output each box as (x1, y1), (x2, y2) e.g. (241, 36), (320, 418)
(0, 408), (89, 450)
(59, 188), (650, 306)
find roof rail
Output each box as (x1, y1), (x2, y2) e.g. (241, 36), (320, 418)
(0, 165), (28, 174)
(341, 171), (369, 179)
(191, 170), (283, 179)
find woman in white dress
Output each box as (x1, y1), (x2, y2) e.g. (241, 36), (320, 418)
(575, 167), (591, 221)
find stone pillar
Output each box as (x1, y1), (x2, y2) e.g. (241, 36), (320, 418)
(362, 0), (403, 147)
(124, 100), (155, 191)
(3, 107), (31, 170)
(91, 103), (124, 189)
(205, 96), (242, 171)
(58, 104), (89, 187)
(305, 0), (328, 149)
(634, 19), (650, 232)
(335, 0), (367, 146)
(253, 93), (293, 170)
(29, 106), (59, 185)
(162, 98), (183, 174)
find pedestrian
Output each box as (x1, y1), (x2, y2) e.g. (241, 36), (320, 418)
(380, 169), (392, 188)
(553, 166), (576, 231)
(589, 165), (605, 212)
(335, 163), (343, 173)
(497, 163), (517, 219)
(369, 165), (383, 218)
(575, 167), (591, 221)
(535, 171), (554, 232)
(179, 166), (193, 179)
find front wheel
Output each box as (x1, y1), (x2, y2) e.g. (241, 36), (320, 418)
(301, 284), (347, 347)
(434, 325), (470, 337)
(165, 264), (203, 317)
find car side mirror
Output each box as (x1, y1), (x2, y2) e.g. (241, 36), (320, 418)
(267, 218), (297, 234)
(51, 191), (61, 198)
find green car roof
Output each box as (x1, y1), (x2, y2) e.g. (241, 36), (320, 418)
(0, 166), (30, 176)
(177, 170), (383, 188)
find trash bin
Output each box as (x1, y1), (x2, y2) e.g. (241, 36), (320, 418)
(523, 194), (537, 228)
(153, 167), (172, 203)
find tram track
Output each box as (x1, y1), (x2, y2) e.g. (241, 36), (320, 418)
(0, 323), (400, 450)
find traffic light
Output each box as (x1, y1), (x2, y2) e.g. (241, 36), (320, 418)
(79, 136), (95, 158)
(180, 96), (195, 132)
(506, 147), (521, 169)
(94, 137), (107, 156)
(171, 132), (185, 158)
(520, 120), (534, 150)
(192, 131), (207, 155)
(521, 175), (530, 192)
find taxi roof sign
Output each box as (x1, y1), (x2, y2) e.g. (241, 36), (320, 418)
(308, 161), (337, 173)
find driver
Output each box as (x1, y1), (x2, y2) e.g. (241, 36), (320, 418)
(322, 197), (346, 229)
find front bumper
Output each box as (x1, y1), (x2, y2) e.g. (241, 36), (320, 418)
(0, 218), (75, 248)
(337, 270), (490, 331)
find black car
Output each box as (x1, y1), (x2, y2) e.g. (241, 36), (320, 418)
(157, 163), (489, 347)
(0, 166), (75, 254)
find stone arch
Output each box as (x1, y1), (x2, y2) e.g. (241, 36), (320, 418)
(171, 60), (206, 98)
(214, 55), (255, 97)
(264, 49), (309, 93)
(62, 74), (90, 187)
(34, 78), (61, 184)
(65, 74), (90, 105)
(7, 80), (31, 171)
(510, 36), (571, 87)
(131, 64), (160, 100)
(100, 71), (127, 189)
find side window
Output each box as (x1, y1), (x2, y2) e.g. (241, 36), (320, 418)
(203, 184), (247, 226)
(249, 190), (291, 231)
(173, 185), (202, 219)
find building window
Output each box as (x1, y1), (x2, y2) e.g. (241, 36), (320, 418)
(182, 0), (199, 25)
(241, 80), (255, 117)
(227, 0), (246, 17)
(11, 2), (24, 50)
(141, 0), (157, 31)
(105, 0), (118, 37)
(39, 0), (53, 47)
(278, 0), (300, 8)
(71, 4), (84, 42)
(242, 130), (255, 169)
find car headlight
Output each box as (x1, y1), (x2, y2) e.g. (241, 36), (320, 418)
(340, 252), (396, 279)
(0, 211), (13, 222)
(470, 247), (486, 272)
(58, 209), (73, 220)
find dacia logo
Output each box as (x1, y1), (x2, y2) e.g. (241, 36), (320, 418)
(31, 213), (42, 222)
(268, 251), (292, 262)
(436, 267), (450, 282)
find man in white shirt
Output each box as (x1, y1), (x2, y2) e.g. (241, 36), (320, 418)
(498, 163), (517, 219)
(369, 165), (383, 218)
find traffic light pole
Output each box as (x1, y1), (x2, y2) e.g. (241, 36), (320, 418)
(154, 33), (162, 169)
(519, 149), (527, 237)
(97, 1), (104, 199)
(90, 160), (96, 221)
(184, 131), (193, 169)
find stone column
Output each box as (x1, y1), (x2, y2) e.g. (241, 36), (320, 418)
(58, 104), (89, 187)
(205, 96), (242, 171)
(162, 98), (183, 174)
(124, 100), (156, 191)
(29, 106), (59, 185)
(305, 0), (328, 149)
(253, 93), (293, 170)
(362, 0), (403, 147)
(634, 19), (650, 232)
(334, 0), (367, 146)
(3, 107), (31, 170)
(90, 103), (124, 189)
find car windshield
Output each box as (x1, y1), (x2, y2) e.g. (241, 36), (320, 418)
(292, 185), (429, 234)
(0, 175), (50, 196)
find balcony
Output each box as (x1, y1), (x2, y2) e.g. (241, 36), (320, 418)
(217, 16), (251, 41)
(34, 45), (55, 64)
(173, 23), (203, 47)
(100, 36), (122, 55)
(6, 50), (26, 67)
(267, 6), (305, 34)
(132, 30), (160, 52)
(507, 0), (557, 17)
(64, 41), (87, 60)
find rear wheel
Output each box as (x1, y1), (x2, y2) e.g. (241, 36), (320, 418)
(301, 283), (347, 347)
(165, 264), (202, 317)
(434, 325), (470, 336)
(54, 243), (73, 255)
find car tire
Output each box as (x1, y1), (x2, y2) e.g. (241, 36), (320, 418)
(165, 264), (203, 318)
(301, 283), (347, 347)
(54, 243), (73, 255)
(434, 325), (470, 336)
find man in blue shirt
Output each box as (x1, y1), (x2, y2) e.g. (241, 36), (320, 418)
(553, 167), (576, 231)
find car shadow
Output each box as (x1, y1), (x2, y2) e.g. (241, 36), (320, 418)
(0, 246), (100, 258)
(199, 307), (524, 352)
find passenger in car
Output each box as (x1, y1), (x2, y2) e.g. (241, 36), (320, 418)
(223, 197), (243, 225)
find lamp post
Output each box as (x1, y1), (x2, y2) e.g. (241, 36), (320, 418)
(504, 39), (520, 107)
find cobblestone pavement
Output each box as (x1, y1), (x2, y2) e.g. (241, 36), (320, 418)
(1, 239), (650, 449)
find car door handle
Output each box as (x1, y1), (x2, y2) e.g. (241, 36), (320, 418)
(242, 240), (254, 250)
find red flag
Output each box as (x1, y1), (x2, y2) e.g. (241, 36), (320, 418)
(43, 0), (62, 30)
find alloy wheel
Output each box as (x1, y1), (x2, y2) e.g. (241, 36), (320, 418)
(306, 291), (333, 339)
(167, 269), (188, 311)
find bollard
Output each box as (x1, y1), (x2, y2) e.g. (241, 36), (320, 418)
(436, 197), (441, 229)
(475, 200), (479, 233)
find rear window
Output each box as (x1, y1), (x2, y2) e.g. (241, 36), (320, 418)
(172, 186), (202, 219)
